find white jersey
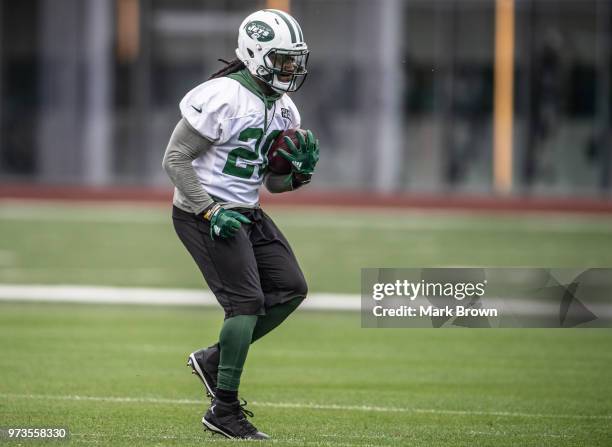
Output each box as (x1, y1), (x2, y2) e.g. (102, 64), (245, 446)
(179, 76), (301, 205)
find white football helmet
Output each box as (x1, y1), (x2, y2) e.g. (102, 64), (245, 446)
(236, 9), (309, 93)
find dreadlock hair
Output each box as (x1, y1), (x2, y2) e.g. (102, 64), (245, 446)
(208, 58), (246, 80)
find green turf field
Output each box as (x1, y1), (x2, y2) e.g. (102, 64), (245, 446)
(1, 302), (611, 446)
(1, 201), (612, 445)
(1, 202), (612, 292)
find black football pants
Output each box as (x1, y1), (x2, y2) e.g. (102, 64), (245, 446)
(172, 205), (308, 318)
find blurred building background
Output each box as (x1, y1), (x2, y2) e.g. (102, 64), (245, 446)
(0, 0), (610, 198)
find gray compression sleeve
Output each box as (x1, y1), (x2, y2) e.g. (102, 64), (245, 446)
(264, 172), (293, 193)
(162, 118), (215, 214)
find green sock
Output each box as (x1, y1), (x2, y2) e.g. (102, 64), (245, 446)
(217, 314), (257, 391)
(251, 296), (305, 343)
(216, 298), (304, 391)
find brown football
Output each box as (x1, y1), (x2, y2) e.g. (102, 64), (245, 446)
(266, 128), (306, 175)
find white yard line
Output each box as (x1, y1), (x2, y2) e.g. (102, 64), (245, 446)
(0, 284), (359, 310)
(1, 393), (609, 421)
(2, 284), (612, 317)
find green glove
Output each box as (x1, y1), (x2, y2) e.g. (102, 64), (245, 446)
(278, 129), (320, 175)
(204, 204), (251, 239)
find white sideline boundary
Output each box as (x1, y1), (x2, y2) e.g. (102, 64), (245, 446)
(2, 284), (612, 317)
(0, 284), (360, 311)
(1, 393), (610, 420)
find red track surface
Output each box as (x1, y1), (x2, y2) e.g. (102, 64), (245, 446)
(1, 184), (612, 214)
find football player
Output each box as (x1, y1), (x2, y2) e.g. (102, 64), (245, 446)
(162, 9), (319, 440)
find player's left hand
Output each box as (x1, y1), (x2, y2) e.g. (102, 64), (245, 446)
(278, 130), (319, 175)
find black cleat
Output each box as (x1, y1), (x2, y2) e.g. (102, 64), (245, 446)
(202, 398), (269, 440)
(187, 344), (219, 398)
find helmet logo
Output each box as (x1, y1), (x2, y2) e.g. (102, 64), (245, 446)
(245, 21), (275, 42)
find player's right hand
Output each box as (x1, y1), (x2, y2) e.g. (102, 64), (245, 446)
(204, 204), (251, 239)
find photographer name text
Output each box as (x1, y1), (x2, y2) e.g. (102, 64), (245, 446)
(372, 304), (498, 317)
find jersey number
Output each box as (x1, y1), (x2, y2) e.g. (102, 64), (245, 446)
(222, 127), (281, 179)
